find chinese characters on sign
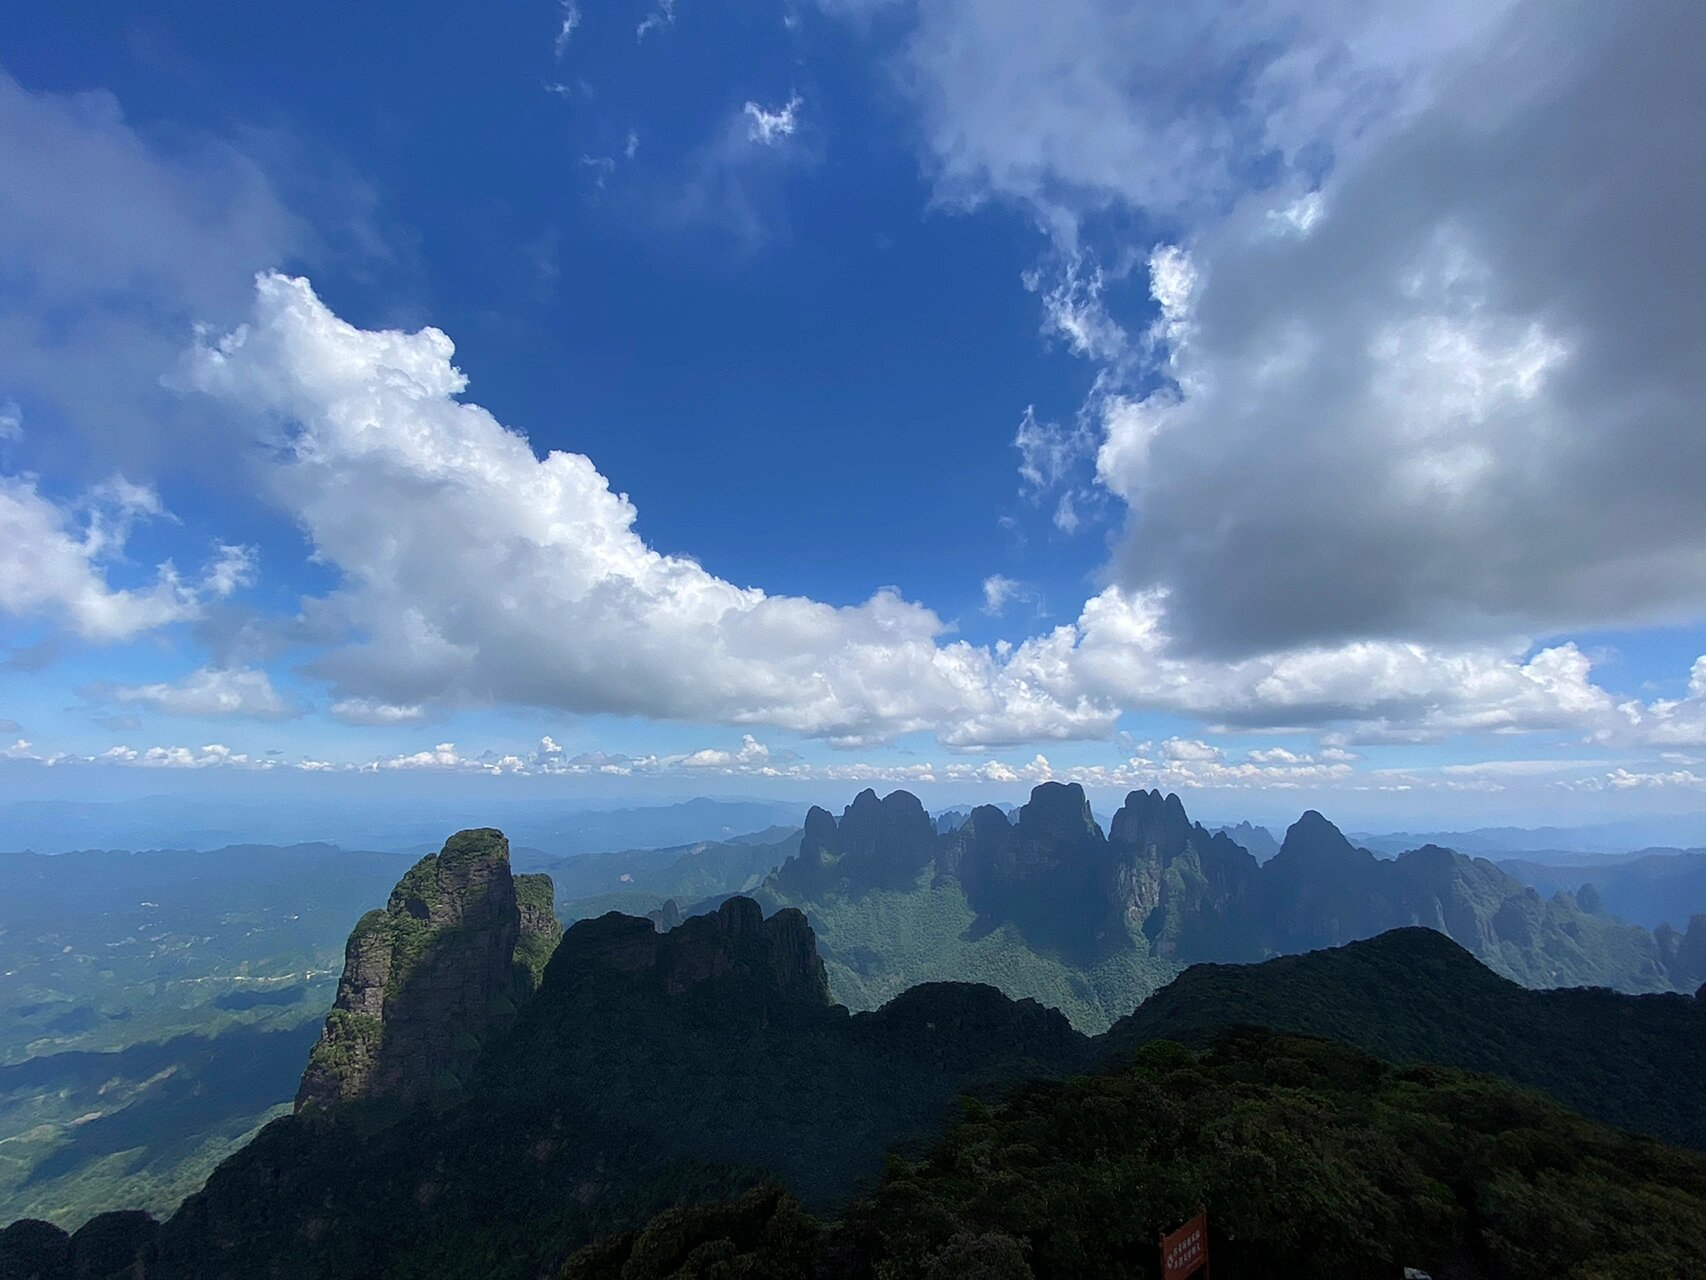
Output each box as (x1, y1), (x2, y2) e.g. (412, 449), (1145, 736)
(1160, 1210), (1209, 1280)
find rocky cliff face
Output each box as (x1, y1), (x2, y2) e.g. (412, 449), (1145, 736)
(950, 783), (1108, 957)
(1107, 789), (1264, 962)
(513, 869), (563, 987)
(295, 828), (562, 1114)
(941, 783), (1263, 962)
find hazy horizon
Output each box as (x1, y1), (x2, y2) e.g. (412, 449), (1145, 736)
(4, 776), (1704, 856)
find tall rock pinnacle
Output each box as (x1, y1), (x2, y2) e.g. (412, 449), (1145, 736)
(295, 828), (562, 1114)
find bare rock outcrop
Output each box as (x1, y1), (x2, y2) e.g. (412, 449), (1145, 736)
(295, 828), (562, 1114)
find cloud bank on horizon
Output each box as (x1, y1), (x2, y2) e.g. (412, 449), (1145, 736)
(1, 0), (1704, 816)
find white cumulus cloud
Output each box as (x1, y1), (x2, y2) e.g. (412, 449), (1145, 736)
(183, 272), (1111, 749)
(178, 273), (1706, 758)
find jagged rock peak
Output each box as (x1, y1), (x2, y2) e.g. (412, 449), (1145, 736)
(774, 789), (940, 895)
(1016, 781), (1102, 842)
(1271, 809), (1364, 866)
(838, 788), (934, 846)
(1289, 809), (1344, 837)
(796, 790), (937, 850)
(386, 827), (513, 927)
(939, 803), (1014, 880)
(1118, 787), (1180, 816)
(647, 897), (684, 932)
(549, 896), (831, 1009)
(295, 828), (560, 1115)
(1108, 788), (1192, 849)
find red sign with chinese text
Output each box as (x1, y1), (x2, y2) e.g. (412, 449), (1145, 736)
(1159, 1210), (1209, 1280)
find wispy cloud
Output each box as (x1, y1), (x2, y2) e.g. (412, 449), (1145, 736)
(553, 1), (580, 57)
(981, 574), (1038, 618)
(743, 93), (802, 146)
(579, 153), (617, 189)
(636, 0), (676, 41)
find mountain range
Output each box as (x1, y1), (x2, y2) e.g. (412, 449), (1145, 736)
(0, 797), (804, 859)
(1496, 848), (1706, 931)
(1349, 814), (1706, 857)
(752, 783), (1703, 1031)
(1210, 819), (1279, 861)
(117, 831), (1094, 1278)
(6, 825), (1702, 1278)
(7, 788), (1704, 1240)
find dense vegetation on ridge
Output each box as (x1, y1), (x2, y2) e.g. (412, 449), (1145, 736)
(1104, 927), (1706, 1152)
(564, 1030), (1706, 1280)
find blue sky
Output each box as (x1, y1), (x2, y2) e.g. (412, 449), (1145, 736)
(3, 1), (1706, 826)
